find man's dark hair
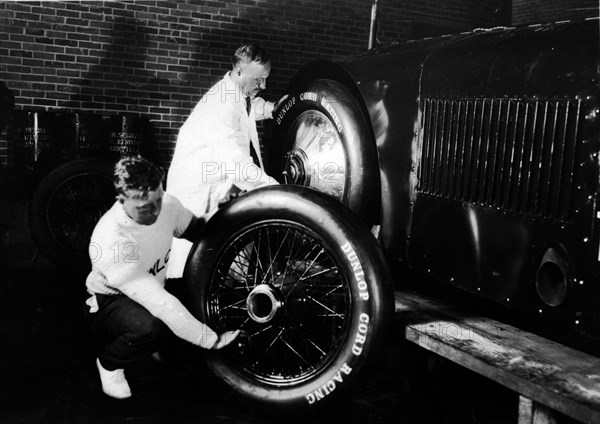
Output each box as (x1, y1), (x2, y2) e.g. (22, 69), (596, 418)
(232, 42), (270, 67)
(113, 155), (164, 196)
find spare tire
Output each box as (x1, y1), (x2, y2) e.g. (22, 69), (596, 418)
(28, 157), (115, 274)
(182, 185), (393, 412)
(268, 79), (380, 224)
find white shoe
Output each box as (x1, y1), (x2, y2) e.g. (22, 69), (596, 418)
(96, 358), (132, 399)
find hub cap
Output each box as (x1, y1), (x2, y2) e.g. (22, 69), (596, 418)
(246, 284), (283, 324)
(284, 110), (346, 200)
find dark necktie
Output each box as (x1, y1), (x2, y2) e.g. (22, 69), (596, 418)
(245, 96), (252, 115)
(246, 96), (261, 167)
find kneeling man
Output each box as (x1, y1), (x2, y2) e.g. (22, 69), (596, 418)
(85, 156), (238, 399)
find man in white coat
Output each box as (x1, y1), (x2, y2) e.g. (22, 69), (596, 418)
(166, 42), (287, 279)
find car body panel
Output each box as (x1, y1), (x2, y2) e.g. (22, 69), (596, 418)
(282, 19), (600, 340)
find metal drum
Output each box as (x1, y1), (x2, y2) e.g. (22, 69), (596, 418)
(107, 115), (148, 156)
(73, 112), (108, 155)
(12, 111), (60, 177)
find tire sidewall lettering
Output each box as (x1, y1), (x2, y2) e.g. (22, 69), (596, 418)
(275, 92), (343, 134)
(275, 96), (297, 125)
(341, 241), (370, 301)
(301, 240), (373, 407)
(305, 362), (353, 405)
(320, 97), (343, 133)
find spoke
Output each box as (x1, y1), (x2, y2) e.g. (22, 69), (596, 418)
(219, 297), (247, 312)
(279, 228), (299, 287)
(266, 227), (275, 284)
(235, 242), (254, 263)
(281, 242), (320, 291)
(215, 267), (251, 295)
(253, 233), (264, 284)
(53, 197), (77, 216)
(236, 317), (251, 329)
(260, 228), (290, 286)
(298, 265), (337, 282)
(298, 315), (345, 333)
(286, 247), (326, 298)
(307, 295), (345, 319)
(280, 334), (311, 366)
(65, 179), (80, 202)
(303, 334), (327, 356)
(224, 263), (246, 280)
(230, 241), (256, 290)
(74, 175), (91, 197)
(297, 248), (326, 281)
(314, 283), (345, 301)
(254, 229), (274, 286)
(247, 324), (274, 338)
(230, 256), (251, 281)
(253, 326), (285, 367)
(223, 285), (251, 292)
(60, 183), (77, 207)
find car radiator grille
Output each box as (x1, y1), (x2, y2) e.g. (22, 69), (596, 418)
(417, 97), (581, 222)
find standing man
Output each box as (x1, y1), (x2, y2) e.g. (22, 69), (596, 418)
(166, 42), (287, 279)
(86, 156), (239, 399)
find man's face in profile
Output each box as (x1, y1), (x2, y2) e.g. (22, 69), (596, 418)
(237, 60), (271, 98)
(118, 185), (164, 225)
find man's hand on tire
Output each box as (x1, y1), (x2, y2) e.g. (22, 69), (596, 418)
(217, 184), (246, 208)
(211, 329), (241, 350)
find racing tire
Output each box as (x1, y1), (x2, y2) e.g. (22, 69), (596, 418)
(268, 79), (380, 224)
(28, 157), (116, 274)
(182, 185), (393, 413)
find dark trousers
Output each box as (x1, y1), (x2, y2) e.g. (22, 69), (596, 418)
(88, 294), (171, 371)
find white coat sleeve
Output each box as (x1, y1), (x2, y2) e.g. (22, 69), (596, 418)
(252, 97), (275, 121)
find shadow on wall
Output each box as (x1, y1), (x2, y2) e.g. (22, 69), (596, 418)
(77, 14), (160, 106)
(74, 13), (159, 160)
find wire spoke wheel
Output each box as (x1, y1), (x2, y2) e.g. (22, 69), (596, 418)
(46, 173), (115, 254)
(182, 185), (393, 412)
(208, 222), (351, 385)
(268, 78), (380, 224)
(28, 158), (115, 274)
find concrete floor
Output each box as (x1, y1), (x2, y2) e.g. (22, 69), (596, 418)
(0, 266), (518, 424)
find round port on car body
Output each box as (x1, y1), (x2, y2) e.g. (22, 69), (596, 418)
(536, 247), (570, 307)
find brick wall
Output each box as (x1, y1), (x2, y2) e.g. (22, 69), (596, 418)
(0, 0), (509, 171)
(512, 0), (598, 25)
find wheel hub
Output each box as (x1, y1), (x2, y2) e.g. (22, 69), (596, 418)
(283, 148), (311, 186)
(246, 284), (284, 324)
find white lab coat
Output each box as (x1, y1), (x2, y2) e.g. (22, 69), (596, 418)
(166, 72), (277, 278)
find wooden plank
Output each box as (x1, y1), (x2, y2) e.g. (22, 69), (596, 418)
(394, 290), (600, 424)
(518, 396), (560, 424)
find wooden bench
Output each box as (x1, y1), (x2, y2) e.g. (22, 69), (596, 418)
(394, 290), (600, 424)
